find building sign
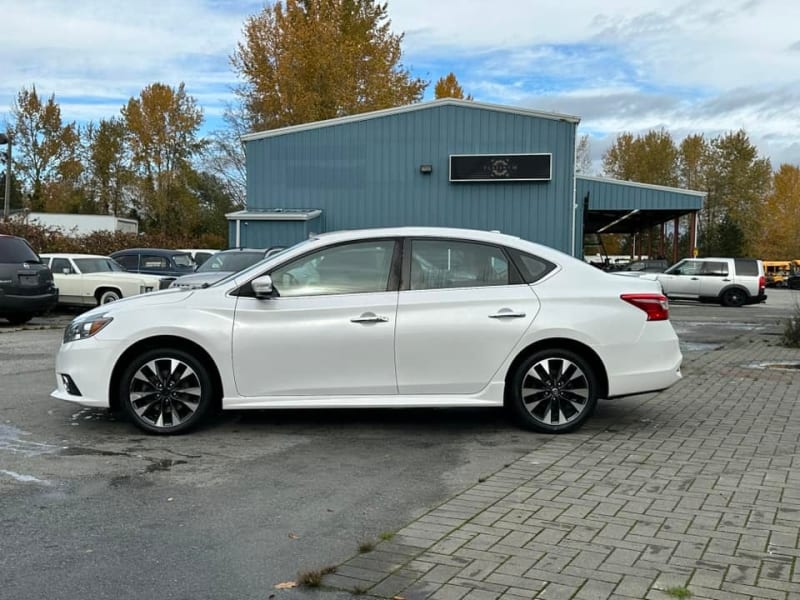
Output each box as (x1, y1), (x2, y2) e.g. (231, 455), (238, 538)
(449, 153), (552, 182)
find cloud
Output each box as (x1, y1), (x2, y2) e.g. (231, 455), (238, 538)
(0, 0), (797, 168)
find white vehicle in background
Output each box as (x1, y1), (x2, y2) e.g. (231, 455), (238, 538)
(40, 253), (169, 306)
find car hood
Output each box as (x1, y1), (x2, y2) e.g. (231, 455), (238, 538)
(77, 287), (190, 319)
(170, 271), (233, 289)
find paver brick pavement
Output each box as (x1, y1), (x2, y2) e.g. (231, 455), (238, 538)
(322, 336), (800, 599)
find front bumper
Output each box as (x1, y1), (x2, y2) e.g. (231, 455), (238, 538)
(51, 336), (118, 408)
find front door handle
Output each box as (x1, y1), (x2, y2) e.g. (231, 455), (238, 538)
(690, 277), (699, 280)
(350, 312), (389, 323)
(489, 309), (526, 319)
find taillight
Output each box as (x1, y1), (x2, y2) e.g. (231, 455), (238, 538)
(759, 275), (765, 291)
(621, 293), (669, 321)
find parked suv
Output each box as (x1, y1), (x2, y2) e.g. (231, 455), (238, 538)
(643, 257), (766, 307)
(110, 248), (196, 278)
(0, 234), (59, 324)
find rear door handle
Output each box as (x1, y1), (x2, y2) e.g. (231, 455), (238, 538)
(350, 312), (389, 323)
(489, 310), (526, 319)
(690, 277), (699, 280)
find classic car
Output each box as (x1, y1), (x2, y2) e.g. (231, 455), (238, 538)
(40, 253), (170, 306)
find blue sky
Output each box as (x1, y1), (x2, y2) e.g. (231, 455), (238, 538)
(1, 0), (798, 169)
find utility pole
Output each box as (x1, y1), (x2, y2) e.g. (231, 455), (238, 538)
(0, 132), (10, 220)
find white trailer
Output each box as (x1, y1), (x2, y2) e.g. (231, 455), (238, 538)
(26, 212), (139, 236)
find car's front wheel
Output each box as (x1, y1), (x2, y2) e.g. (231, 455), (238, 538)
(119, 348), (214, 434)
(98, 289), (121, 304)
(509, 349), (598, 433)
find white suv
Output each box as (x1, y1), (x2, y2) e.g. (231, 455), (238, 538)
(644, 257), (766, 307)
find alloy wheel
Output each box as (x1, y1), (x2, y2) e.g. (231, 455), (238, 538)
(128, 358), (202, 429)
(520, 357), (590, 426)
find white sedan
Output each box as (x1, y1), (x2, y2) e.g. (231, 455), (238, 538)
(52, 228), (682, 435)
(41, 253), (168, 306)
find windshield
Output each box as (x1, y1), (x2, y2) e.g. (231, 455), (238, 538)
(197, 251), (265, 273)
(208, 239), (314, 288)
(0, 237), (40, 263)
(74, 258), (125, 273)
(172, 254), (195, 267)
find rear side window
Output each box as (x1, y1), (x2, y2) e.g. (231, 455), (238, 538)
(507, 249), (556, 283)
(734, 259), (759, 276)
(0, 237), (40, 263)
(701, 261), (728, 277)
(114, 255), (139, 270)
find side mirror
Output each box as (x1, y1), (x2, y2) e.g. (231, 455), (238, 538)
(251, 274), (275, 299)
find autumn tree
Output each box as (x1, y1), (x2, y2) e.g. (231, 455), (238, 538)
(201, 104), (248, 208)
(10, 86), (82, 211)
(752, 164), (800, 259)
(602, 129), (678, 186)
(84, 118), (131, 216)
(121, 82), (204, 235)
(434, 72), (472, 100)
(231, 0), (427, 131)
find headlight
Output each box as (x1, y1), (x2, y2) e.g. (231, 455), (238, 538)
(63, 315), (113, 343)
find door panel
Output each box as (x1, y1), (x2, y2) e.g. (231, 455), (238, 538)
(232, 292), (399, 396)
(395, 285), (539, 394)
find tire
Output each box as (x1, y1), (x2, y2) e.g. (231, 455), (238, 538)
(118, 347), (214, 435)
(5, 314), (33, 325)
(720, 288), (746, 307)
(508, 349), (598, 434)
(98, 289), (122, 304)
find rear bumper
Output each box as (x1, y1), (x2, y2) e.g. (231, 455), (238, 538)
(747, 293), (767, 304)
(0, 289), (59, 315)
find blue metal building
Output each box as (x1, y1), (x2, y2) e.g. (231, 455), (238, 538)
(229, 99), (704, 259)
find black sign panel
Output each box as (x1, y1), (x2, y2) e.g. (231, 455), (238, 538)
(449, 153), (552, 182)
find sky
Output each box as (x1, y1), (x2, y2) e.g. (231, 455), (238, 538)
(1, 0), (799, 170)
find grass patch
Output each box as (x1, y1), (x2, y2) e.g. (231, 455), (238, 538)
(297, 565), (337, 587)
(663, 586), (692, 598)
(358, 539), (376, 553)
(378, 531), (395, 541)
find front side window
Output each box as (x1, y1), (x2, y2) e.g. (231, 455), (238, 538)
(74, 258), (124, 273)
(115, 255), (139, 270)
(409, 240), (509, 290)
(172, 254), (195, 268)
(666, 260), (702, 276)
(271, 240), (395, 297)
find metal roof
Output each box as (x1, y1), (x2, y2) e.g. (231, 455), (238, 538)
(240, 99), (581, 143)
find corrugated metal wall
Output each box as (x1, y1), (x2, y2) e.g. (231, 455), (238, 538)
(245, 103), (577, 253)
(228, 217), (322, 248)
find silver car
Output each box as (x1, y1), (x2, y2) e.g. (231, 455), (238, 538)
(169, 247), (285, 289)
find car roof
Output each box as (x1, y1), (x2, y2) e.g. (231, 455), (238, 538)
(111, 248), (191, 255)
(40, 253), (108, 259)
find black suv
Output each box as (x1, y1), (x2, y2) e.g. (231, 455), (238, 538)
(110, 248), (196, 278)
(0, 235), (59, 324)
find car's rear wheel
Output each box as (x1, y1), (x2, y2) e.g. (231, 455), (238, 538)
(119, 348), (213, 434)
(720, 288), (746, 307)
(509, 349), (598, 433)
(98, 289), (121, 304)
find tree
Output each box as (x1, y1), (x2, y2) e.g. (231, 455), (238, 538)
(121, 82), (204, 234)
(434, 72), (472, 100)
(753, 164), (800, 259)
(575, 134), (592, 175)
(187, 170), (237, 244)
(201, 103), (248, 208)
(701, 130), (771, 256)
(10, 85), (82, 211)
(602, 129), (678, 186)
(84, 118), (131, 216)
(231, 0), (427, 131)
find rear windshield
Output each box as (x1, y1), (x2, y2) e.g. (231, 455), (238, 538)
(734, 259), (759, 276)
(0, 237), (40, 263)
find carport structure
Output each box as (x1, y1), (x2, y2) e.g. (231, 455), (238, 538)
(576, 175), (706, 263)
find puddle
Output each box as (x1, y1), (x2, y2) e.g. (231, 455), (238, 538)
(59, 447), (131, 457)
(746, 361), (800, 371)
(0, 469), (52, 486)
(680, 342), (722, 352)
(145, 459), (187, 473)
